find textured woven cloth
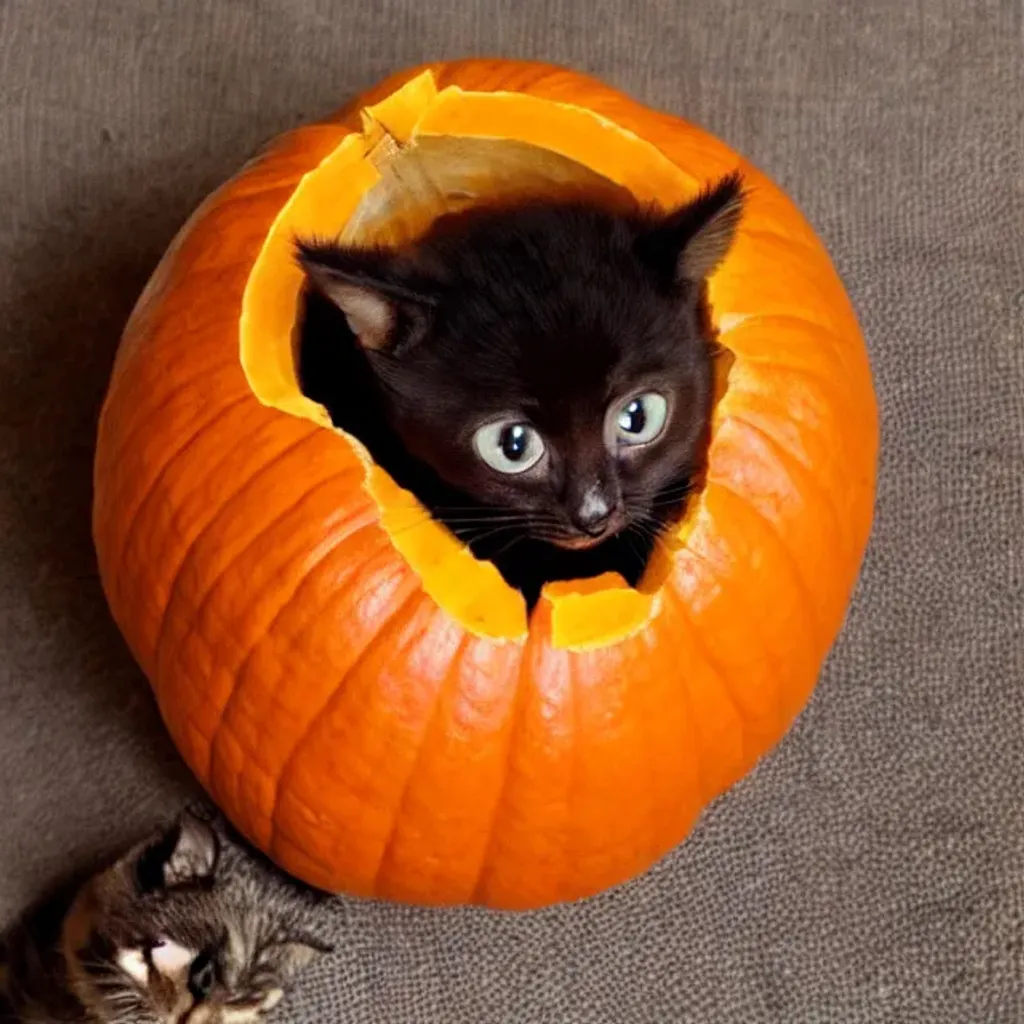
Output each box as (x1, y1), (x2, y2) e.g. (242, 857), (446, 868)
(1, 1), (1022, 1020)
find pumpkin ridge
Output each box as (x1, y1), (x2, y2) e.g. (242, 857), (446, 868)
(151, 430), (326, 680)
(205, 500), (385, 791)
(621, 641), (665, 870)
(727, 410), (851, 565)
(188, 456), (369, 633)
(285, 536), (413, 657)
(558, 647), (579, 899)
(723, 305), (854, 370)
(369, 632), (471, 894)
(112, 399), (272, 620)
(116, 276), (251, 407)
(107, 389), (255, 592)
(664, 584), (750, 778)
(642, 589), (711, 806)
(675, 535), (792, 732)
(707, 477), (826, 653)
(288, 593), (447, 891)
(666, 607), (710, 805)
(737, 313), (867, 401)
(252, 537), (415, 840)
(208, 721), (281, 834)
(108, 295), (252, 445)
(729, 359), (854, 423)
(172, 414), (339, 549)
(468, 628), (541, 903)
(788, 315), (867, 391)
(681, 519), (819, 728)
(267, 581), (425, 870)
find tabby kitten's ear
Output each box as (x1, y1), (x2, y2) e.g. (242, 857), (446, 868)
(637, 171), (745, 288)
(134, 811), (219, 893)
(296, 240), (437, 355)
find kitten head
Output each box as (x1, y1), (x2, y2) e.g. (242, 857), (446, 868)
(61, 811), (326, 1023)
(298, 173), (743, 550)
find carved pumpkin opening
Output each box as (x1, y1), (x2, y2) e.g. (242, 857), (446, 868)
(239, 72), (732, 645)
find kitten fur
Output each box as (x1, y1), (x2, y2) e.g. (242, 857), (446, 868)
(296, 173), (744, 607)
(0, 808), (329, 1024)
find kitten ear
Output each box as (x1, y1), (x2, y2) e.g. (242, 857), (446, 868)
(135, 812), (219, 892)
(639, 171), (745, 286)
(304, 271), (395, 351)
(258, 935), (331, 979)
(163, 812), (219, 887)
(296, 240), (435, 354)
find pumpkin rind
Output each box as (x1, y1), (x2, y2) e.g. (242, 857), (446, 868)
(93, 60), (878, 909)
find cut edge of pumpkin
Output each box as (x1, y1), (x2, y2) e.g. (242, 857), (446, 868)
(239, 70), (729, 648)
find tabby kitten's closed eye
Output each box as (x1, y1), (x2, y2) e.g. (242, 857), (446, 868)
(296, 172), (744, 606)
(1, 810), (328, 1023)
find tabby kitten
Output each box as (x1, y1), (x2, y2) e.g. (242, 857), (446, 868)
(0, 810), (328, 1023)
(296, 173), (744, 607)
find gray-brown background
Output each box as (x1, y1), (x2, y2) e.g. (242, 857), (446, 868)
(1, 1), (1021, 1020)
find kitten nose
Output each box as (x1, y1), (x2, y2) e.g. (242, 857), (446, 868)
(573, 487), (612, 536)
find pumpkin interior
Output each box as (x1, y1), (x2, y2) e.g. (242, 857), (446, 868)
(240, 71), (731, 647)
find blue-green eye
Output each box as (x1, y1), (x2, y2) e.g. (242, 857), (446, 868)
(473, 420), (546, 474)
(615, 393), (669, 445)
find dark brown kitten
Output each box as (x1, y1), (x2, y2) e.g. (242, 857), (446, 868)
(297, 173), (743, 606)
(0, 810), (328, 1023)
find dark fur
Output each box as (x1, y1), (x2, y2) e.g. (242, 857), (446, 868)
(297, 174), (743, 607)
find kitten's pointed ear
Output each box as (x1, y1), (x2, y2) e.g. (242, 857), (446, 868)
(302, 267), (395, 351)
(296, 241), (434, 353)
(164, 812), (219, 886)
(134, 812), (219, 892)
(639, 171), (745, 286)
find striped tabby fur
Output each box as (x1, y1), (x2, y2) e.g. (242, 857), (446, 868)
(1, 809), (328, 1023)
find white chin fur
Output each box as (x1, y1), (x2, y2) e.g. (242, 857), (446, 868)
(115, 948), (149, 986)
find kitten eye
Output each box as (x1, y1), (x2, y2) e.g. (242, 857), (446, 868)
(613, 392), (669, 446)
(473, 420), (545, 474)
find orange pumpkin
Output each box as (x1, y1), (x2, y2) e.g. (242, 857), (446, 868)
(93, 60), (877, 910)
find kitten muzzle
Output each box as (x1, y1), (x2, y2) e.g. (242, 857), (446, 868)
(561, 484), (624, 547)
